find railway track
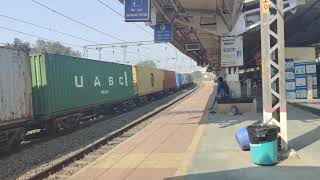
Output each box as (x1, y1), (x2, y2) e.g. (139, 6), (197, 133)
(24, 85), (199, 180)
(14, 88), (187, 155)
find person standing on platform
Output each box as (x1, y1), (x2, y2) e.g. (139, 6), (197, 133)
(210, 77), (230, 113)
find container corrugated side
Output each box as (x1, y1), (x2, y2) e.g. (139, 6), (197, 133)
(176, 73), (182, 88)
(133, 66), (164, 96)
(181, 74), (189, 85)
(163, 70), (176, 90)
(188, 74), (193, 84)
(0, 47), (33, 123)
(31, 53), (134, 118)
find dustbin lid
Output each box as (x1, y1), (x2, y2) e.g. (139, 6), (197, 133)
(247, 124), (280, 144)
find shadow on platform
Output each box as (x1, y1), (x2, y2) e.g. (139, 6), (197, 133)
(199, 112), (259, 127)
(166, 166), (320, 180)
(289, 126), (320, 151)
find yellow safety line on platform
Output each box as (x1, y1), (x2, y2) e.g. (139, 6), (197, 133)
(173, 85), (213, 178)
(174, 124), (206, 177)
(96, 153), (185, 168)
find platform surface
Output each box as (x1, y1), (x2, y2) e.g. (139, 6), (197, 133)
(68, 82), (320, 180)
(168, 105), (320, 180)
(68, 82), (213, 180)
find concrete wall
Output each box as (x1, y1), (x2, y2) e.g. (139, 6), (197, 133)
(285, 47), (316, 62)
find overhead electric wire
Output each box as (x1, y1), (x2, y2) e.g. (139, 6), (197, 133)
(32, 0), (125, 42)
(0, 26), (83, 48)
(96, 0), (153, 36)
(0, 14), (99, 44)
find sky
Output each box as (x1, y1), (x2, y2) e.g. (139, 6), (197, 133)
(0, 0), (201, 73)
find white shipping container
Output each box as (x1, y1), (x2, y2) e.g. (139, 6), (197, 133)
(181, 74), (189, 85)
(0, 47), (33, 123)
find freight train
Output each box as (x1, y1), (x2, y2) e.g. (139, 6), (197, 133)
(0, 47), (193, 151)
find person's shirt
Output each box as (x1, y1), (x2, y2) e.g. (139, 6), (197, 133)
(217, 82), (225, 97)
(217, 81), (230, 97)
(222, 81), (230, 96)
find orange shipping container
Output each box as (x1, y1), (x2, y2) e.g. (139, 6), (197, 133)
(163, 70), (176, 91)
(132, 66), (164, 96)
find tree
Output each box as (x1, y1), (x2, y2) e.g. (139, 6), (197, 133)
(191, 71), (203, 81)
(33, 40), (81, 57)
(13, 38), (31, 52)
(136, 60), (157, 68)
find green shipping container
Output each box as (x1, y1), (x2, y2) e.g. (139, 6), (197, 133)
(30, 53), (134, 118)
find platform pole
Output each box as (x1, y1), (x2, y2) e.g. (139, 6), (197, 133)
(260, 0), (288, 151)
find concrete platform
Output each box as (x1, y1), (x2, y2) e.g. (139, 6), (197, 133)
(68, 82), (213, 180)
(68, 82), (320, 180)
(168, 105), (320, 180)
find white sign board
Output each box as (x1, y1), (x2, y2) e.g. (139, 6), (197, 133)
(221, 36), (243, 67)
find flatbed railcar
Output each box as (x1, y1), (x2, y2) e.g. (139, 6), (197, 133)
(0, 48), (194, 152)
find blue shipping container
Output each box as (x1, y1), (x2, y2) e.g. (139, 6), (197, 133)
(176, 73), (182, 88)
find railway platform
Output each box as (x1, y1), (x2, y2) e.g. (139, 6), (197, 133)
(68, 83), (320, 180)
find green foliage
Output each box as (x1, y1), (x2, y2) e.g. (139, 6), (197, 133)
(9, 38), (81, 57)
(33, 40), (81, 57)
(191, 71), (203, 80)
(13, 38), (31, 52)
(136, 60), (157, 68)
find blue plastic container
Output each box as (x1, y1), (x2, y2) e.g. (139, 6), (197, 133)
(235, 127), (250, 151)
(250, 139), (278, 165)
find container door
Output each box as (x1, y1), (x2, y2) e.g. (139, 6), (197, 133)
(132, 66), (138, 96)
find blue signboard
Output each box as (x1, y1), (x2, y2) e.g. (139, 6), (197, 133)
(154, 23), (173, 43)
(125, 0), (150, 22)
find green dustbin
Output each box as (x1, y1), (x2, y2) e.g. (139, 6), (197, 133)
(250, 140), (278, 165)
(247, 124), (280, 166)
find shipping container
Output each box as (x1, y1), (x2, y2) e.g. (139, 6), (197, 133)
(30, 53), (134, 118)
(188, 74), (193, 84)
(0, 47), (33, 125)
(176, 73), (182, 88)
(163, 70), (176, 91)
(132, 66), (164, 96)
(181, 74), (189, 85)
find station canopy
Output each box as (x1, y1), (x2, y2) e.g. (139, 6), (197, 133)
(120, 0), (320, 72)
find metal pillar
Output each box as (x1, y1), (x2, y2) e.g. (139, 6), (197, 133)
(83, 46), (89, 58)
(98, 48), (102, 60)
(121, 45), (128, 64)
(260, 0), (288, 151)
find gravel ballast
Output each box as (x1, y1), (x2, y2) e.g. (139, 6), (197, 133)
(0, 88), (194, 180)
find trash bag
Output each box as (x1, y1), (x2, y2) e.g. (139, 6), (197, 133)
(247, 124), (280, 144)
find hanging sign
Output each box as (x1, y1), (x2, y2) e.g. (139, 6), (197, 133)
(154, 23), (173, 43)
(221, 36), (243, 67)
(125, 0), (151, 22)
